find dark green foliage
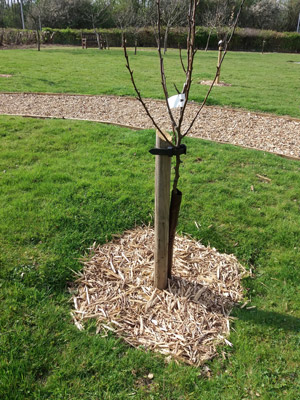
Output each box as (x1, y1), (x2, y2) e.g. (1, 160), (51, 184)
(1, 26), (300, 52)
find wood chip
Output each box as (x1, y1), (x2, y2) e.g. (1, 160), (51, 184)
(1, 93), (299, 159)
(71, 226), (247, 366)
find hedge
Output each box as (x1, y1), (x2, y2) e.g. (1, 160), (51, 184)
(1, 27), (300, 53)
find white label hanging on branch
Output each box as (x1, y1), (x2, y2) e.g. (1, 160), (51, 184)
(168, 93), (186, 109)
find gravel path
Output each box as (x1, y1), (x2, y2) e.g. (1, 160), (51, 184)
(1, 92), (300, 159)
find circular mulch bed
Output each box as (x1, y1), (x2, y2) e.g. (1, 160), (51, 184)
(71, 226), (246, 366)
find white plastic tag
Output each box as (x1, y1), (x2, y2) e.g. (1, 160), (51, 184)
(168, 93), (186, 109)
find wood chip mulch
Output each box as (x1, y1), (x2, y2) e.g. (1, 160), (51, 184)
(0, 92), (300, 160)
(71, 226), (247, 366)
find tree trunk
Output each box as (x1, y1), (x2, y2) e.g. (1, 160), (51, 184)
(95, 31), (102, 50)
(36, 29), (40, 51)
(168, 188), (182, 278)
(163, 26), (169, 54)
(105, 35), (109, 50)
(134, 38), (137, 55)
(20, 0), (25, 29)
(205, 30), (211, 51)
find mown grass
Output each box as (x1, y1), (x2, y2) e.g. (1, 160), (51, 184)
(0, 115), (300, 399)
(0, 47), (300, 118)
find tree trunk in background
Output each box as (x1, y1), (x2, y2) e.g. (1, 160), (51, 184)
(163, 26), (169, 54)
(205, 30), (211, 51)
(36, 29), (40, 51)
(95, 31), (102, 50)
(20, 0), (25, 29)
(105, 34), (110, 50)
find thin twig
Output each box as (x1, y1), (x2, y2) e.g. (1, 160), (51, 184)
(177, 0), (197, 138)
(179, 45), (187, 74)
(156, 0), (178, 138)
(173, 83), (180, 94)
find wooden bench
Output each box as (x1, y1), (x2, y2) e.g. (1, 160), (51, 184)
(81, 33), (106, 49)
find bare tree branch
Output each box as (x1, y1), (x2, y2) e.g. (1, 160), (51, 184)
(178, 45), (187, 74)
(123, 37), (174, 147)
(182, 0), (246, 138)
(173, 83), (180, 94)
(156, 0), (178, 137)
(176, 0), (197, 138)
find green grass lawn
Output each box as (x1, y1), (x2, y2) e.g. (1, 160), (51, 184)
(0, 115), (300, 399)
(0, 47), (300, 118)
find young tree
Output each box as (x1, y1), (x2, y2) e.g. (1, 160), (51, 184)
(156, 0), (189, 54)
(131, 2), (147, 55)
(26, 0), (45, 50)
(201, 0), (231, 51)
(112, 0), (136, 47)
(124, 0), (245, 289)
(84, 0), (113, 49)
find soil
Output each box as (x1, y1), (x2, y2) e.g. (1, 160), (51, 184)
(0, 92), (299, 159)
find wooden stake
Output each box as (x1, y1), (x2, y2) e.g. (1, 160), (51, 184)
(154, 130), (171, 290)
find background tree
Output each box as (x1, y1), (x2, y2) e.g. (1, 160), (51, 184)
(26, 0), (45, 50)
(248, 0), (286, 31)
(1, 0), (28, 28)
(112, 0), (136, 47)
(284, 0), (300, 31)
(130, 0), (148, 54)
(0, 0), (6, 27)
(84, 0), (113, 49)
(18, 0), (25, 29)
(201, 0), (231, 50)
(1, 0), (300, 32)
(159, 0), (189, 54)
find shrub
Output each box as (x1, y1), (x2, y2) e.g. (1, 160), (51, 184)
(0, 27), (299, 53)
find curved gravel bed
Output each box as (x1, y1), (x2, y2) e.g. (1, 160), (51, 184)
(0, 92), (299, 159)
